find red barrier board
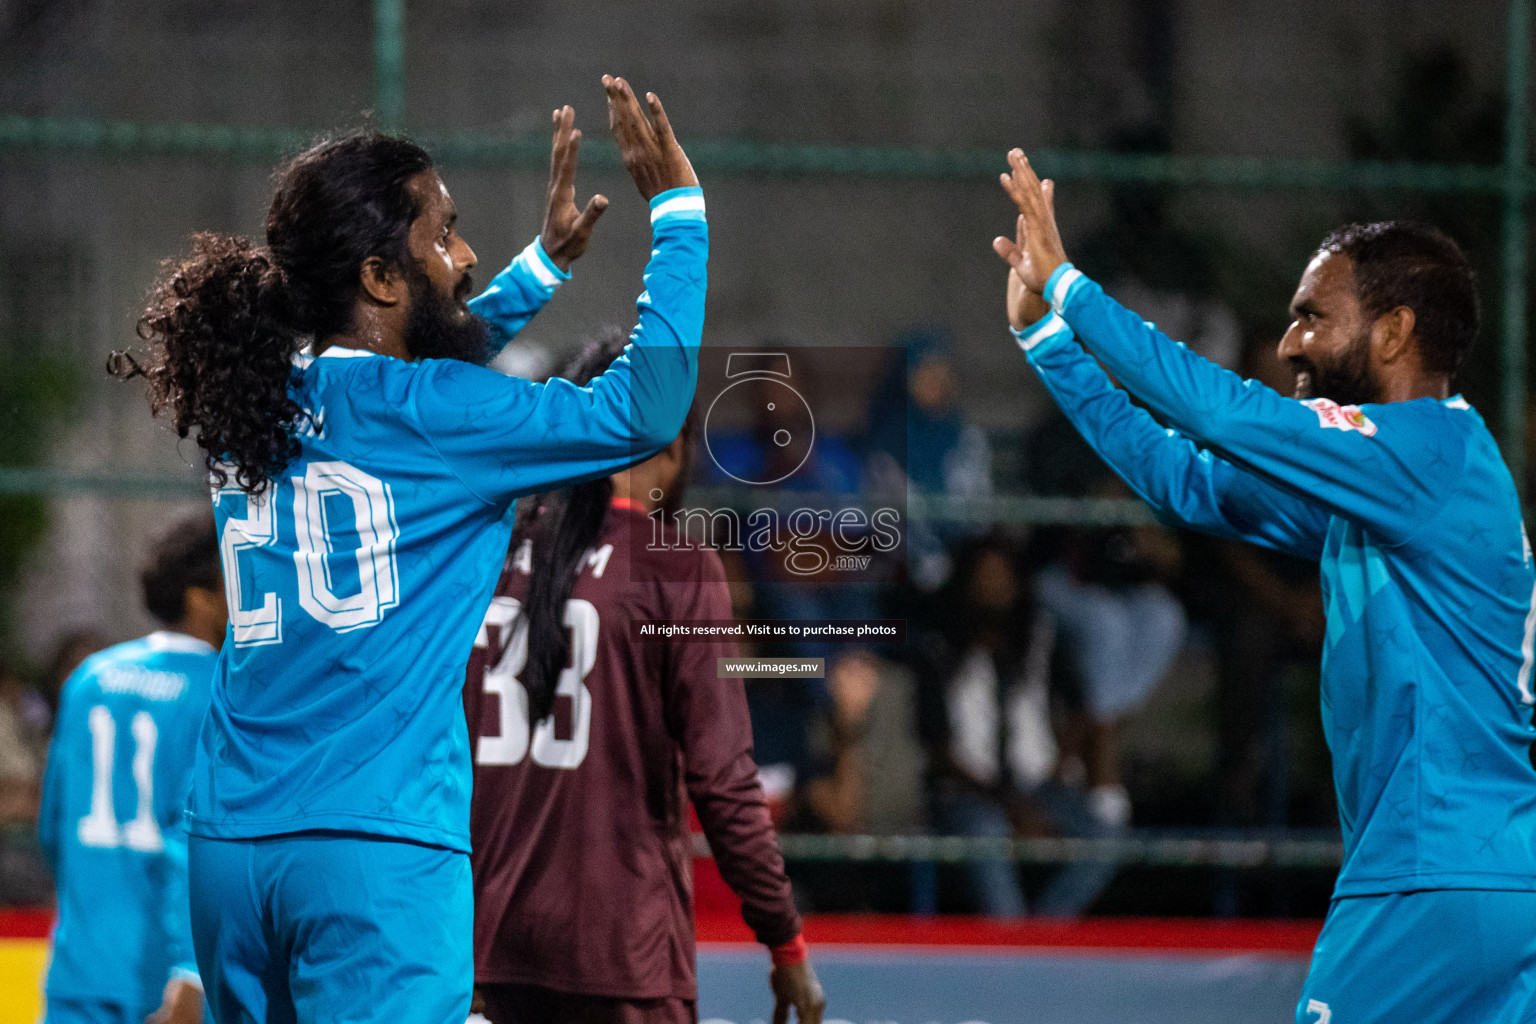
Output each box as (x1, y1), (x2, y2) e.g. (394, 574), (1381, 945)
(696, 913), (1322, 954)
(0, 908), (52, 940)
(2, 906), (1321, 955)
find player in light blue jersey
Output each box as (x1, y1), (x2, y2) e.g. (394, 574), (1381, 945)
(993, 150), (1536, 1023)
(117, 77), (704, 1024)
(39, 512), (224, 1024)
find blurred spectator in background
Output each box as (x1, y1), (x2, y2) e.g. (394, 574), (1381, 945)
(0, 664), (51, 904)
(0, 636), (95, 906)
(0, 659), (41, 826)
(702, 347), (883, 822)
(865, 328), (993, 592)
(1178, 334), (1327, 916)
(1026, 415), (1187, 815)
(1024, 412), (1187, 917)
(802, 651), (882, 835)
(912, 536), (1055, 917)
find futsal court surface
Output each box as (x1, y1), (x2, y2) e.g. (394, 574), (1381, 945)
(2, 909), (1318, 1024)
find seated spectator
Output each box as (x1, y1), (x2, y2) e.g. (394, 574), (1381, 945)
(1024, 413), (1187, 917)
(1178, 334), (1328, 917)
(913, 537), (1055, 917)
(0, 660), (41, 826)
(0, 653), (70, 906)
(699, 345), (883, 794)
(802, 651), (883, 835)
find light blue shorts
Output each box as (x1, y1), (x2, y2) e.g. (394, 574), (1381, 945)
(188, 831), (471, 1024)
(1297, 890), (1536, 1024)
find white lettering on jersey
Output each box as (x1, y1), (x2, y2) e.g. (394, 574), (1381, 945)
(583, 544), (614, 579)
(510, 539), (533, 575)
(292, 461), (401, 632)
(215, 484), (283, 648)
(1303, 398), (1377, 437)
(298, 405), (327, 440)
(1306, 999), (1332, 1024)
(97, 665), (187, 702)
(506, 542), (610, 578)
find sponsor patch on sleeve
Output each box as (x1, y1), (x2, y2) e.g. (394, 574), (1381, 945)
(1302, 398), (1378, 437)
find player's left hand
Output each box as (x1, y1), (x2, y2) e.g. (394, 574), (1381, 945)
(770, 959), (827, 1024)
(1006, 262), (1052, 332)
(993, 148), (1068, 294)
(144, 978), (202, 1024)
(540, 105), (609, 272)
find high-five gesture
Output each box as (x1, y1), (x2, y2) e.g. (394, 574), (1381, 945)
(540, 105), (608, 272)
(992, 148), (1069, 294)
(603, 75), (698, 201)
(1005, 257), (1053, 332)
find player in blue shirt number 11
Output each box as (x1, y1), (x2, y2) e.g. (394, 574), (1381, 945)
(40, 512), (224, 1024)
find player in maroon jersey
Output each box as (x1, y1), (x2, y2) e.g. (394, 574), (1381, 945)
(464, 331), (826, 1024)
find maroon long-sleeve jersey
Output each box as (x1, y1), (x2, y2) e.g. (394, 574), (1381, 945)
(464, 501), (801, 1000)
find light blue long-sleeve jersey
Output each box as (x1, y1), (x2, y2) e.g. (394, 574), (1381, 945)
(1014, 264), (1536, 897)
(187, 186), (707, 853)
(40, 632), (216, 1007)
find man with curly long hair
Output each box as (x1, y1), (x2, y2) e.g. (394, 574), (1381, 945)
(117, 76), (705, 1024)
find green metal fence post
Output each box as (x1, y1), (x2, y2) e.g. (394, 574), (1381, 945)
(373, 0), (406, 132)
(1505, 0), (1530, 498)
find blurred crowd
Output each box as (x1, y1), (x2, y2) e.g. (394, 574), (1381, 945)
(690, 292), (1335, 918)
(0, 630), (103, 905)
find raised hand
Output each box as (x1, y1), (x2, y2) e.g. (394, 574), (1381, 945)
(1005, 232), (1053, 332)
(603, 75), (699, 201)
(540, 105), (608, 272)
(992, 148), (1068, 294)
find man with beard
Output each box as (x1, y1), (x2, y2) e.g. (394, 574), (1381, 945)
(992, 149), (1536, 1023)
(115, 76), (705, 1024)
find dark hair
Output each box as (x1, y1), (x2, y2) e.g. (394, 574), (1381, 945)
(510, 330), (628, 724)
(1317, 221), (1480, 376)
(141, 510), (222, 625)
(511, 329), (698, 723)
(120, 131), (435, 493)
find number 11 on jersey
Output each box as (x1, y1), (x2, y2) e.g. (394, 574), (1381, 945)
(77, 705), (164, 853)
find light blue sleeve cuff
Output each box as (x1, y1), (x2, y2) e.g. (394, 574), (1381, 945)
(170, 966), (204, 991)
(1010, 311), (1072, 354)
(649, 185), (706, 226)
(1044, 262), (1087, 316)
(518, 236), (571, 288)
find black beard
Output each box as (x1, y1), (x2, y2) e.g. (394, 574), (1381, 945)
(1292, 329), (1379, 406)
(403, 267), (494, 365)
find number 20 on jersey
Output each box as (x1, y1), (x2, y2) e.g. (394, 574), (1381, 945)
(215, 460), (401, 646)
